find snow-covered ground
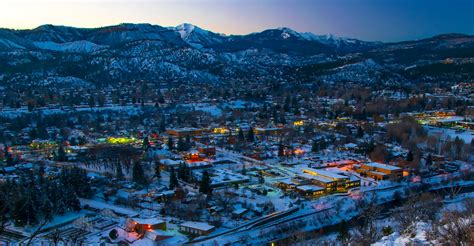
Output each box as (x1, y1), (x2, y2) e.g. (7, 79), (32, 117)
(425, 126), (474, 144)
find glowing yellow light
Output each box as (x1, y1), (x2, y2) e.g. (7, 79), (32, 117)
(294, 149), (305, 155)
(213, 128), (229, 134)
(107, 137), (135, 145)
(293, 120), (304, 126)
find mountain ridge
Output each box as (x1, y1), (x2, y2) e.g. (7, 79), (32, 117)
(0, 23), (473, 89)
(2, 23), (472, 55)
(0, 23), (384, 53)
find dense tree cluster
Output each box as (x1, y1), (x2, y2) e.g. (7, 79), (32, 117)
(0, 166), (92, 227)
(199, 171), (212, 195)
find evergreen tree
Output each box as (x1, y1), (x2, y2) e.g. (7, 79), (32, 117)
(278, 142), (285, 157)
(284, 96), (291, 112)
(132, 161), (146, 186)
(116, 161), (124, 180)
(258, 171), (265, 184)
(88, 95), (95, 107)
(37, 164), (46, 186)
(57, 145), (67, 162)
(3, 168), (88, 227)
(159, 117), (166, 132)
(167, 137), (174, 151)
(36, 123), (48, 139)
(142, 136), (150, 151)
(154, 160), (161, 179)
(357, 126), (364, 138)
(177, 162), (185, 181)
(169, 167), (179, 190)
(406, 150), (414, 162)
(185, 136), (191, 149)
(98, 94), (106, 107)
(199, 170), (212, 195)
(336, 220), (350, 243)
(425, 154), (433, 166)
(247, 127), (255, 142)
(272, 107), (278, 123)
(177, 137), (186, 151)
(177, 162), (191, 182)
(62, 184), (80, 212)
(293, 107), (300, 115)
(311, 141), (319, 153)
(3, 145), (13, 166)
(29, 128), (37, 139)
(238, 128), (245, 143)
(12, 185), (27, 226)
(27, 102), (34, 112)
(60, 167), (92, 198)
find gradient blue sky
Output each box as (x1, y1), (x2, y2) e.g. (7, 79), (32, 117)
(1, 0), (473, 41)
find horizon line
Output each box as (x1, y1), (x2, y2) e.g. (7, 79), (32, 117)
(3, 22), (473, 43)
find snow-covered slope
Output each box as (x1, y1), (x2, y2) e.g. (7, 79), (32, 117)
(0, 38), (25, 49)
(33, 40), (106, 53)
(18, 24), (86, 43)
(35, 76), (94, 88)
(87, 23), (186, 47)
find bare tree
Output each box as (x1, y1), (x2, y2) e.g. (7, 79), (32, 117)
(25, 219), (48, 246)
(394, 193), (441, 235)
(352, 192), (382, 245)
(47, 229), (63, 246)
(0, 205), (11, 235)
(428, 210), (473, 245)
(214, 190), (237, 213)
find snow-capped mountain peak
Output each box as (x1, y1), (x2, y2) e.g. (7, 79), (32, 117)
(172, 23), (226, 49)
(174, 23), (197, 39)
(276, 27), (301, 39)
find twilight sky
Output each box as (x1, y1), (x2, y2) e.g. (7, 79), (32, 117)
(1, 0), (473, 42)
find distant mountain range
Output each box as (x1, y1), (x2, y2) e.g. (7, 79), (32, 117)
(0, 23), (381, 53)
(0, 23), (473, 87)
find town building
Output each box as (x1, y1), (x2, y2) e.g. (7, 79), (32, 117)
(179, 221), (215, 236)
(356, 162), (403, 181)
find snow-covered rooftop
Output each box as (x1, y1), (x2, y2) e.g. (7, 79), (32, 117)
(301, 167), (349, 180)
(180, 221), (215, 231)
(364, 162), (401, 171)
(296, 185), (324, 192)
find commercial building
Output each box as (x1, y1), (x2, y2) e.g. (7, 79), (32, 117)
(276, 167), (360, 197)
(356, 162), (403, 181)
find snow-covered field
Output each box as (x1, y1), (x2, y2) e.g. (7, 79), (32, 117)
(425, 126), (474, 144)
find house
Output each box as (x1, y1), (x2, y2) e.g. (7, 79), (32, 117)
(161, 159), (181, 170)
(205, 169), (250, 187)
(179, 221), (215, 236)
(155, 190), (175, 203)
(166, 127), (203, 137)
(254, 127), (281, 136)
(126, 218), (167, 234)
(144, 229), (174, 243)
(232, 206), (248, 219)
(198, 147), (216, 156)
